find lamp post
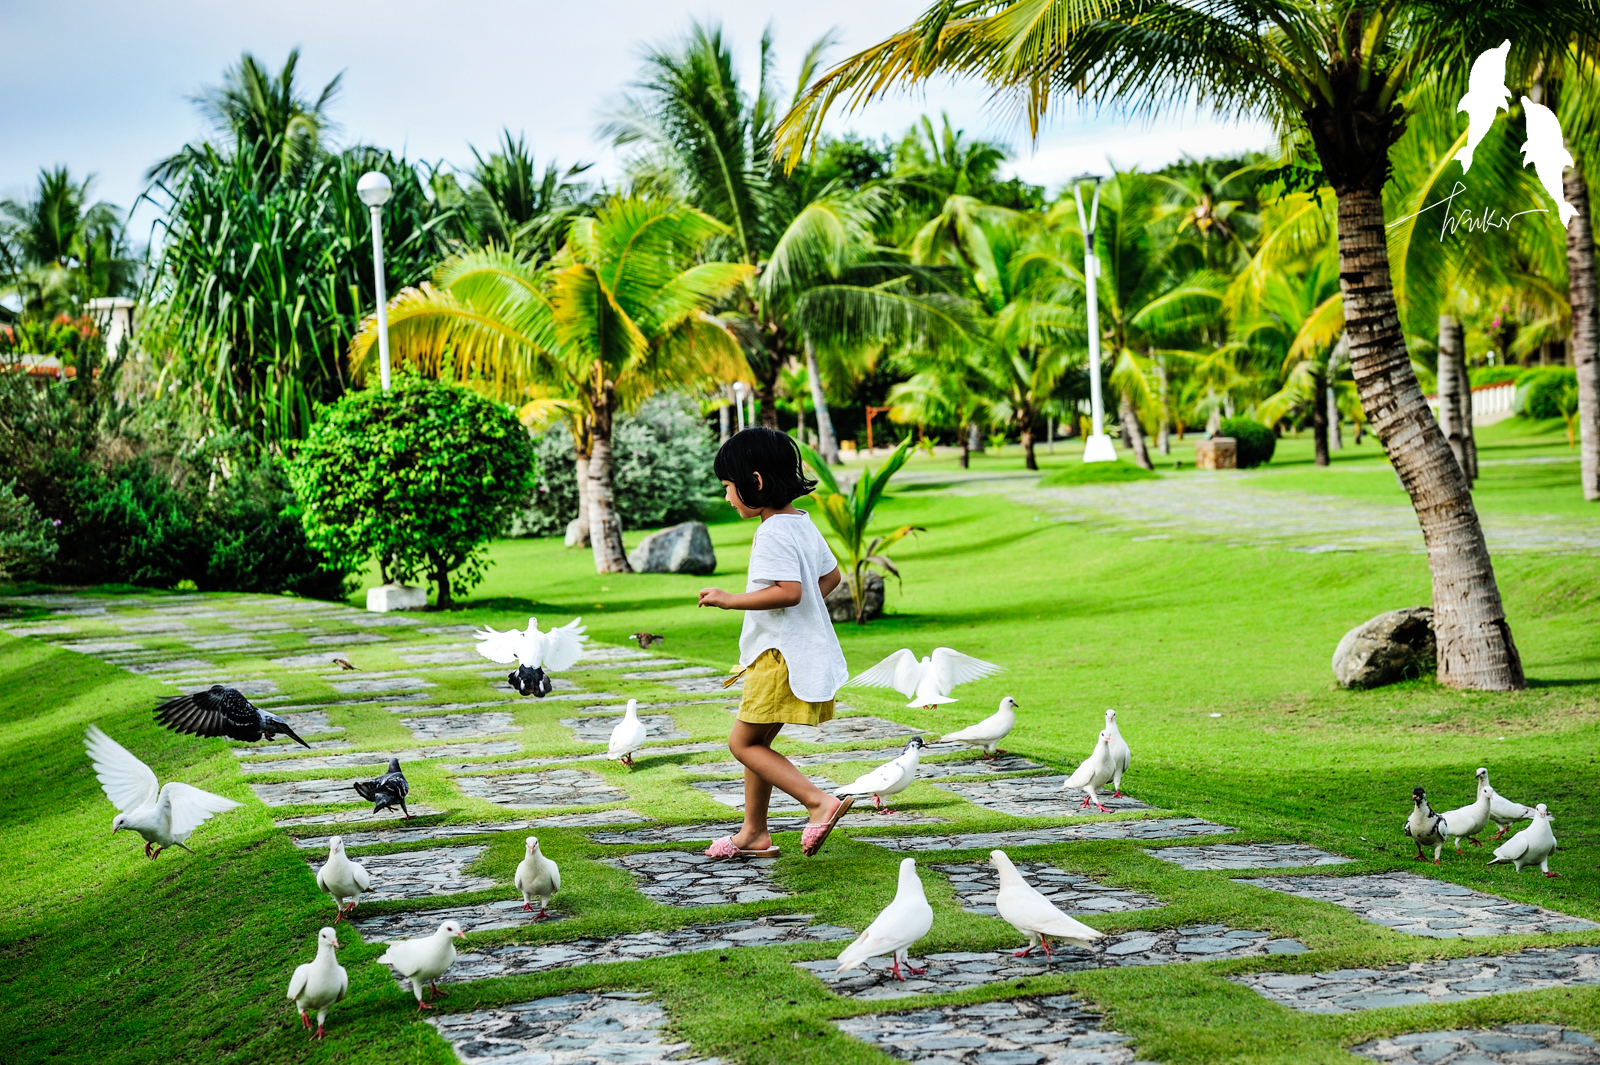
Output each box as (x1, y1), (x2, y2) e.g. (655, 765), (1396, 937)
(1074, 179), (1116, 463)
(357, 171), (394, 391)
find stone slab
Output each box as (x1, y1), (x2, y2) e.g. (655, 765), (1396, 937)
(669, 676), (738, 694)
(934, 776), (1154, 817)
(605, 850), (788, 906)
(1353, 1025), (1600, 1063)
(252, 778), (370, 806)
(1236, 946), (1600, 1014)
(3, 624), (78, 636)
(275, 710), (341, 736)
(677, 749), (1037, 777)
(329, 676), (432, 693)
(1147, 844), (1352, 871)
(61, 639), (145, 653)
(232, 740), (351, 757)
(400, 713), (521, 742)
(292, 811), (650, 849)
(587, 812), (950, 845)
(621, 666), (718, 679)
(272, 653), (359, 669)
(224, 619), (296, 632)
(307, 632), (389, 645)
(689, 776), (839, 811)
(560, 714), (686, 744)
(390, 700), (514, 714)
(274, 806), (446, 826)
(356, 900), (569, 942)
(398, 649), (484, 664)
(1234, 872), (1599, 938)
(125, 658), (216, 674)
(240, 742), (522, 773)
(454, 769), (627, 809)
(783, 716), (927, 744)
(113, 619), (195, 634)
(935, 861), (1161, 916)
(427, 992), (718, 1065)
(182, 636), (270, 652)
(309, 845), (494, 900)
(837, 995), (1139, 1065)
(857, 819), (1237, 851)
(573, 658), (685, 671)
(444, 742), (728, 772)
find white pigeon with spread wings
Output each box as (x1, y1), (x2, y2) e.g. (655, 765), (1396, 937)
(939, 697), (1018, 757)
(835, 738), (926, 812)
(475, 617), (587, 697)
(315, 836), (372, 919)
(1062, 731), (1117, 813)
(1104, 709), (1131, 796)
(992, 850), (1103, 959)
(607, 699), (648, 767)
(287, 927), (348, 1040)
(1478, 766), (1536, 839)
(836, 858), (934, 981)
(847, 647), (1003, 708)
(1488, 803), (1558, 877)
(84, 725), (240, 859)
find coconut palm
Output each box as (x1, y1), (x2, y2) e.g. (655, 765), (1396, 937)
(0, 167), (136, 319)
(777, 1), (1598, 690)
(799, 436), (923, 623)
(460, 131), (594, 261)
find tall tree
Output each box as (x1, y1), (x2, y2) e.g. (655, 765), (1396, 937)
(460, 131), (593, 261)
(0, 167), (136, 319)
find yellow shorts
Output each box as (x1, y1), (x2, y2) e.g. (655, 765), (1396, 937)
(735, 648), (836, 727)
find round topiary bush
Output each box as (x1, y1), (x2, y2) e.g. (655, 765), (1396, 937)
(1469, 366), (1521, 388)
(1220, 417), (1276, 468)
(1517, 366), (1578, 420)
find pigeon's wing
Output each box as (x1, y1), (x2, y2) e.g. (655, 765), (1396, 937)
(351, 860), (372, 892)
(928, 648), (1004, 694)
(846, 650), (922, 698)
(84, 726), (160, 812)
(540, 618), (587, 672)
(315, 865), (329, 892)
(160, 782), (241, 838)
(335, 964), (349, 1003)
(473, 626), (523, 664)
(1001, 886), (1102, 941)
(379, 770), (409, 799)
(1062, 752), (1099, 789)
(287, 961), (310, 1002)
(154, 688), (262, 741)
(1493, 830), (1530, 863)
(839, 762), (902, 796)
(352, 779), (377, 802)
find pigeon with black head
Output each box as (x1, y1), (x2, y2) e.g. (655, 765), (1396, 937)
(154, 685), (311, 748)
(353, 757), (411, 818)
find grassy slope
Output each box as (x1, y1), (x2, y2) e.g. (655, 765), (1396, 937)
(3, 419), (1598, 1064)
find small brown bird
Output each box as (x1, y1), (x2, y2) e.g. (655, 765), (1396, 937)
(631, 632), (665, 650)
(333, 658), (357, 671)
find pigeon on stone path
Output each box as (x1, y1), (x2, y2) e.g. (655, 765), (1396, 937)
(353, 758), (411, 818)
(1454, 39), (1511, 173)
(1104, 709), (1131, 796)
(991, 850), (1103, 960)
(1439, 779), (1493, 852)
(1488, 803), (1559, 877)
(315, 836), (372, 919)
(848, 647), (1004, 708)
(836, 858), (934, 981)
(939, 696), (1018, 757)
(514, 836), (560, 919)
(474, 617), (587, 697)
(1478, 766), (1537, 840)
(287, 927), (348, 1039)
(631, 632), (666, 650)
(1062, 731), (1117, 813)
(154, 685), (311, 748)
(607, 699), (648, 767)
(377, 920), (466, 1009)
(84, 725), (240, 859)
(834, 737), (925, 812)
(1404, 786), (1449, 864)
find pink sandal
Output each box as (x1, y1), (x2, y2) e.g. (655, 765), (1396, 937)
(705, 836), (780, 859)
(801, 797), (854, 857)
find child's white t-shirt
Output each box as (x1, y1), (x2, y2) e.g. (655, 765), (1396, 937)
(738, 510), (848, 702)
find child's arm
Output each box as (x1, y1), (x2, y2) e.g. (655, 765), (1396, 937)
(698, 582), (802, 610)
(819, 566), (842, 598)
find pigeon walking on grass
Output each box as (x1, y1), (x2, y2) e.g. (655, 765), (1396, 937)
(475, 617), (587, 697)
(154, 685), (311, 748)
(84, 725), (240, 859)
(315, 836), (372, 920)
(939, 696), (1018, 757)
(1062, 731), (1118, 813)
(1478, 767), (1536, 840)
(992, 850), (1103, 960)
(1488, 804), (1559, 877)
(607, 700), (648, 767)
(514, 836), (560, 919)
(287, 927), (348, 1040)
(1404, 786), (1449, 864)
(848, 647), (1003, 708)
(377, 920), (466, 1010)
(835, 738), (925, 812)
(1104, 709), (1131, 796)
(836, 858), (934, 982)
(353, 758), (411, 818)
(1440, 779), (1493, 852)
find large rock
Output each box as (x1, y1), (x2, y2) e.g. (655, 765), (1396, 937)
(825, 572), (884, 623)
(366, 584), (426, 613)
(1332, 607), (1436, 689)
(627, 521), (716, 575)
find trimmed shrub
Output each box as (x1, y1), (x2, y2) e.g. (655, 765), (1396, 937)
(58, 458), (210, 588)
(1469, 366), (1521, 387)
(1221, 417), (1276, 468)
(1517, 366), (1578, 420)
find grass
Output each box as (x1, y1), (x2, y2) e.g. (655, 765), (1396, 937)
(2, 417), (1598, 1064)
(1038, 460), (1159, 485)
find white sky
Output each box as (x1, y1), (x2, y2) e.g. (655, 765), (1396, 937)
(0, 0), (1275, 232)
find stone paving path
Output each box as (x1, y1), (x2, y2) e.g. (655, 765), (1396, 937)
(274, 806), (445, 826)
(837, 995), (1145, 1065)
(1146, 843), (1352, 870)
(934, 776), (1154, 817)
(356, 900), (567, 942)
(291, 812), (650, 849)
(783, 715), (928, 744)
(677, 750), (1043, 777)
(587, 812), (951, 845)
(561, 714), (686, 744)
(1236, 946), (1600, 1014)
(1353, 1025), (1600, 1063)
(621, 665), (718, 680)
(233, 739), (351, 756)
(442, 742), (728, 773)
(935, 861), (1161, 916)
(251, 778), (369, 806)
(1234, 872), (1598, 937)
(857, 818), (1236, 851)
(399, 712), (521, 741)
(688, 775), (839, 811)
(798, 926), (1305, 1000)
(444, 915), (855, 982)
(427, 992), (721, 1065)
(606, 850), (788, 906)
(240, 741), (522, 773)
(308, 845), (495, 900)
(454, 769), (628, 809)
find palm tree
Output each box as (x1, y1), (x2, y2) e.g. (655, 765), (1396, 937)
(0, 167), (135, 319)
(461, 131), (593, 261)
(188, 49), (339, 186)
(777, 2), (1596, 690)
(351, 196), (751, 572)
(1244, 253), (1345, 463)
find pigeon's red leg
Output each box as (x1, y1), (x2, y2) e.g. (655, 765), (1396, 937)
(1042, 937), (1053, 960)
(1079, 796), (1092, 808)
(905, 958), (927, 975)
(535, 908), (549, 921)
(144, 841), (153, 858)
(1012, 945), (1032, 958)
(522, 901), (534, 912)
(300, 1010), (311, 1029)
(1546, 871), (1561, 878)
(1113, 790), (1123, 798)
(1493, 827), (1508, 840)
(891, 957), (904, 981)
(417, 1000), (432, 1011)
(313, 1026), (325, 1040)
(1467, 836), (1483, 848)
(1094, 802), (1110, 813)
(873, 795), (883, 811)
(332, 909), (343, 923)
(430, 982), (448, 999)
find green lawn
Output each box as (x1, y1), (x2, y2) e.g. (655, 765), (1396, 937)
(2, 419), (1598, 1064)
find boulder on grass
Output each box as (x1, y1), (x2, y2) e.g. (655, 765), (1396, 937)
(1332, 607), (1436, 689)
(627, 521), (716, 575)
(825, 572), (884, 623)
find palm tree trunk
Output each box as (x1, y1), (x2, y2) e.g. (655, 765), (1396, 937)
(757, 364), (780, 429)
(805, 340), (840, 464)
(587, 385), (632, 574)
(1565, 163), (1600, 501)
(1312, 367), (1330, 467)
(959, 427), (970, 468)
(1018, 409), (1037, 471)
(967, 420), (984, 454)
(1436, 315), (1470, 487)
(1336, 186), (1521, 690)
(571, 442), (592, 548)
(1328, 387), (1343, 450)
(1118, 392), (1153, 470)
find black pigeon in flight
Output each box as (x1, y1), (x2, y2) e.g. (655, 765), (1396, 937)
(154, 685), (311, 748)
(353, 758), (411, 818)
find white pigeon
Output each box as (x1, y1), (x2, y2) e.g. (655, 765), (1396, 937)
(847, 647), (1004, 708)
(1478, 766), (1536, 840)
(514, 835), (561, 920)
(315, 836), (372, 920)
(939, 696), (1018, 757)
(1439, 780), (1493, 852)
(991, 850), (1103, 959)
(835, 738), (926, 812)
(1454, 39), (1511, 173)
(836, 857), (934, 981)
(474, 617), (587, 697)
(286, 927), (348, 1040)
(84, 725), (240, 859)
(607, 699), (648, 767)
(1104, 709), (1131, 796)
(377, 920), (466, 1010)
(1062, 730), (1118, 813)
(1488, 803), (1559, 877)
(1404, 786), (1449, 864)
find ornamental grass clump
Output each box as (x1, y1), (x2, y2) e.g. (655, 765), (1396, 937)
(799, 436), (923, 625)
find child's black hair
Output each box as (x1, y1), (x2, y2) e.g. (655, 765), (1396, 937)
(714, 426), (817, 509)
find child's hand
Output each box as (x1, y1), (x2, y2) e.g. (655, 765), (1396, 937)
(698, 587), (736, 609)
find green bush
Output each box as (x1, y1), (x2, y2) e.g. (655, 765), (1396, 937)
(1517, 366), (1578, 420)
(1469, 366), (1521, 387)
(200, 461), (355, 599)
(58, 458), (210, 588)
(1221, 417), (1276, 468)
(0, 480), (58, 580)
(288, 376), (536, 607)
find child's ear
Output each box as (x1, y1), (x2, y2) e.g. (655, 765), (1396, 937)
(753, 471), (765, 494)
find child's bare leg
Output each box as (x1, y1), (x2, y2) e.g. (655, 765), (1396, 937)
(731, 766), (775, 851)
(729, 721), (837, 834)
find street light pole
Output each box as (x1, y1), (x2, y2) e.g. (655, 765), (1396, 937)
(357, 172), (394, 391)
(1075, 180), (1116, 463)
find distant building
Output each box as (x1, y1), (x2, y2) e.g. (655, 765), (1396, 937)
(85, 296), (137, 360)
